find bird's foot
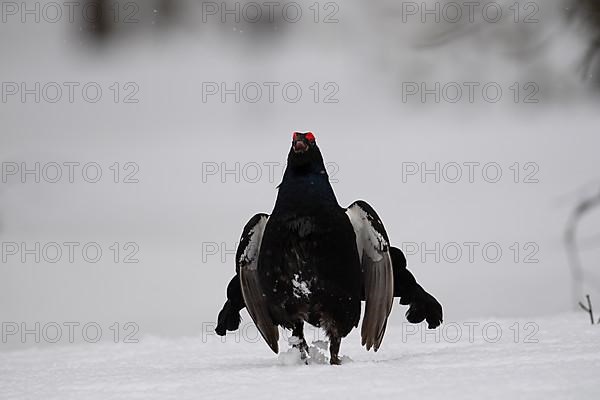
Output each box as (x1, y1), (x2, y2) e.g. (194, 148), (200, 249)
(289, 336), (309, 364)
(329, 355), (342, 365)
(328, 334), (342, 366)
(299, 347), (309, 364)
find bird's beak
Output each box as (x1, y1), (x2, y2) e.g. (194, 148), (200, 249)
(293, 140), (308, 153)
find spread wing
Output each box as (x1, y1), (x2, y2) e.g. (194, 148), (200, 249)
(236, 213), (279, 353)
(346, 201), (395, 352)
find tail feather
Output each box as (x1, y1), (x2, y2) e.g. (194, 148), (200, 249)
(216, 300), (242, 336)
(390, 247), (443, 329)
(215, 275), (245, 336)
(405, 287), (443, 329)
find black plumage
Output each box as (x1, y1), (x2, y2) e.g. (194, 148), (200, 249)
(216, 247), (443, 335)
(215, 132), (443, 364)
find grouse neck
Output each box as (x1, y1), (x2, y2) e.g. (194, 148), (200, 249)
(274, 164), (340, 213)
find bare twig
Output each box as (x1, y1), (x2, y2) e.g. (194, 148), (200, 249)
(578, 294), (594, 325)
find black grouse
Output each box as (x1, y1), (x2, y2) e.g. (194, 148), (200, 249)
(215, 132), (443, 364)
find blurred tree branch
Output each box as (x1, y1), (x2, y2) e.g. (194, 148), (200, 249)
(82, 0), (180, 42)
(417, 0), (600, 87)
(567, 0), (600, 83)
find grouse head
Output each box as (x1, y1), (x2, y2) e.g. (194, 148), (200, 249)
(286, 131), (325, 172)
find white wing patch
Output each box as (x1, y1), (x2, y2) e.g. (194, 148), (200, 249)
(346, 205), (386, 262)
(238, 224), (264, 269)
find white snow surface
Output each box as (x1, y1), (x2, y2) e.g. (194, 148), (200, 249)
(1, 313), (599, 400)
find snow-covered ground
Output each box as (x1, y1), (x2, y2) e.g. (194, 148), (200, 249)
(2, 313), (599, 399)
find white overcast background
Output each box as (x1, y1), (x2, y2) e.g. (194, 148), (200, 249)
(2, 0), (600, 343)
